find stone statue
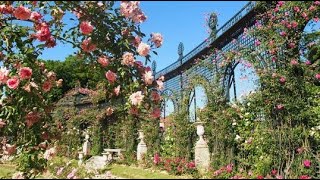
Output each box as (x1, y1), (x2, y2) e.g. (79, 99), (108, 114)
(208, 12), (218, 39)
(83, 133), (91, 156)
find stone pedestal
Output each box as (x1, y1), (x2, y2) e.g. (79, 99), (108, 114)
(194, 121), (210, 173)
(78, 151), (84, 166)
(83, 134), (91, 156)
(137, 130), (147, 161)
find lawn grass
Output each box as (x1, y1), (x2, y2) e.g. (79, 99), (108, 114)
(108, 164), (192, 179)
(0, 163), (16, 178)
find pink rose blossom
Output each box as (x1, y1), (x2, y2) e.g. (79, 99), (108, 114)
(226, 163), (233, 173)
(276, 104), (284, 110)
(143, 70), (154, 85)
(137, 42), (150, 57)
(151, 91), (161, 102)
(277, 1), (285, 7)
(159, 75), (165, 81)
(280, 31), (287, 37)
(133, 36), (142, 47)
(44, 147), (56, 160)
(7, 76), (20, 89)
(45, 36), (56, 48)
(156, 80), (164, 90)
(292, 21), (298, 28)
(25, 111), (40, 128)
(30, 11), (42, 22)
(309, 5), (316, 11)
(67, 168), (77, 179)
(81, 38), (97, 53)
(257, 175), (264, 179)
(56, 167), (64, 176)
(105, 70), (117, 83)
(315, 1), (320, 5)
(314, 17), (319, 22)
(303, 159), (311, 168)
(129, 91), (144, 106)
(302, 12), (308, 19)
(114, 85), (120, 96)
(299, 175), (311, 179)
(80, 21), (94, 35)
(14, 5), (31, 20)
(105, 107), (114, 116)
(271, 169), (277, 176)
(19, 67), (33, 80)
(97, 55), (110, 67)
(279, 76), (286, 85)
(42, 80), (52, 92)
(305, 60), (311, 65)
(294, 6), (300, 12)
(0, 119), (6, 128)
(0, 66), (9, 84)
(153, 153), (160, 164)
(290, 59), (298, 65)
(276, 175), (283, 179)
(297, 147), (304, 154)
(315, 74), (320, 80)
(122, 52), (135, 66)
(129, 106), (139, 116)
(35, 23), (51, 42)
(3, 144), (16, 155)
(151, 33), (163, 48)
(0, 5), (13, 14)
(151, 108), (161, 119)
(255, 40), (261, 46)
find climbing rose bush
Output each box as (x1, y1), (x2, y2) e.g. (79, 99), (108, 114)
(0, 1), (163, 178)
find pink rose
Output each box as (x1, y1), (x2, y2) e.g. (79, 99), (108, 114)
(129, 91), (144, 106)
(292, 21), (298, 28)
(19, 67), (33, 80)
(303, 160), (311, 168)
(14, 5), (31, 20)
(151, 33), (163, 48)
(255, 40), (261, 46)
(34, 23), (51, 42)
(67, 169), (77, 179)
(276, 104), (284, 110)
(42, 80), (52, 92)
(133, 36), (141, 47)
(276, 175), (283, 179)
(257, 175), (264, 179)
(45, 36), (56, 48)
(280, 31), (287, 37)
(97, 55), (110, 67)
(315, 74), (320, 80)
(3, 144), (16, 155)
(143, 70), (154, 85)
(122, 52), (135, 66)
(151, 91), (161, 102)
(156, 80), (164, 90)
(12, 172), (24, 179)
(7, 76), (20, 89)
(137, 42), (150, 57)
(0, 66), (9, 84)
(80, 21), (94, 35)
(290, 59), (298, 65)
(315, 1), (320, 5)
(105, 107), (114, 116)
(279, 76), (286, 85)
(294, 6), (300, 12)
(151, 107), (161, 119)
(114, 85), (120, 96)
(129, 106), (139, 116)
(81, 38), (97, 53)
(271, 169), (277, 176)
(105, 70), (117, 83)
(25, 111), (40, 128)
(153, 153), (160, 164)
(44, 147), (56, 160)
(226, 163), (233, 173)
(305, 60), (311, 65)
(30, 11), (42, 22)
(309, 5), (316, 11)
(0, 119), (6, 128)
(299, 175), (311, 179)
(56, 167), (64, 176)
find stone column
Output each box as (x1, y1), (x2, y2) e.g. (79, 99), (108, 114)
(194, 121), (210, 173)
(137, 130), (147, 161)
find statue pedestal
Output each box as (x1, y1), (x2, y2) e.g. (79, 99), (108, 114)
(137, 130), (147, 161)
(194, 122), (210, 173)
(78, 152), (84, 166)
(83, 134), (91, 156)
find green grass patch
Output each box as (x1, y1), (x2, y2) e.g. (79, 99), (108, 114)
(0, 163), (16, 178)
(108, 164), (192, 179)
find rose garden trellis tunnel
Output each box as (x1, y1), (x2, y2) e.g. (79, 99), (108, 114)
(154, 1), (258, 122)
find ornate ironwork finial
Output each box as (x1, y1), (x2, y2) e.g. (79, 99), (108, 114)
(208, 12), (218, 38)
(151, 60), (157, 75)
(178, 42), (184, 58)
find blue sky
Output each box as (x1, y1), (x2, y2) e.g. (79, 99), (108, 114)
(40, 1), (249, 72)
